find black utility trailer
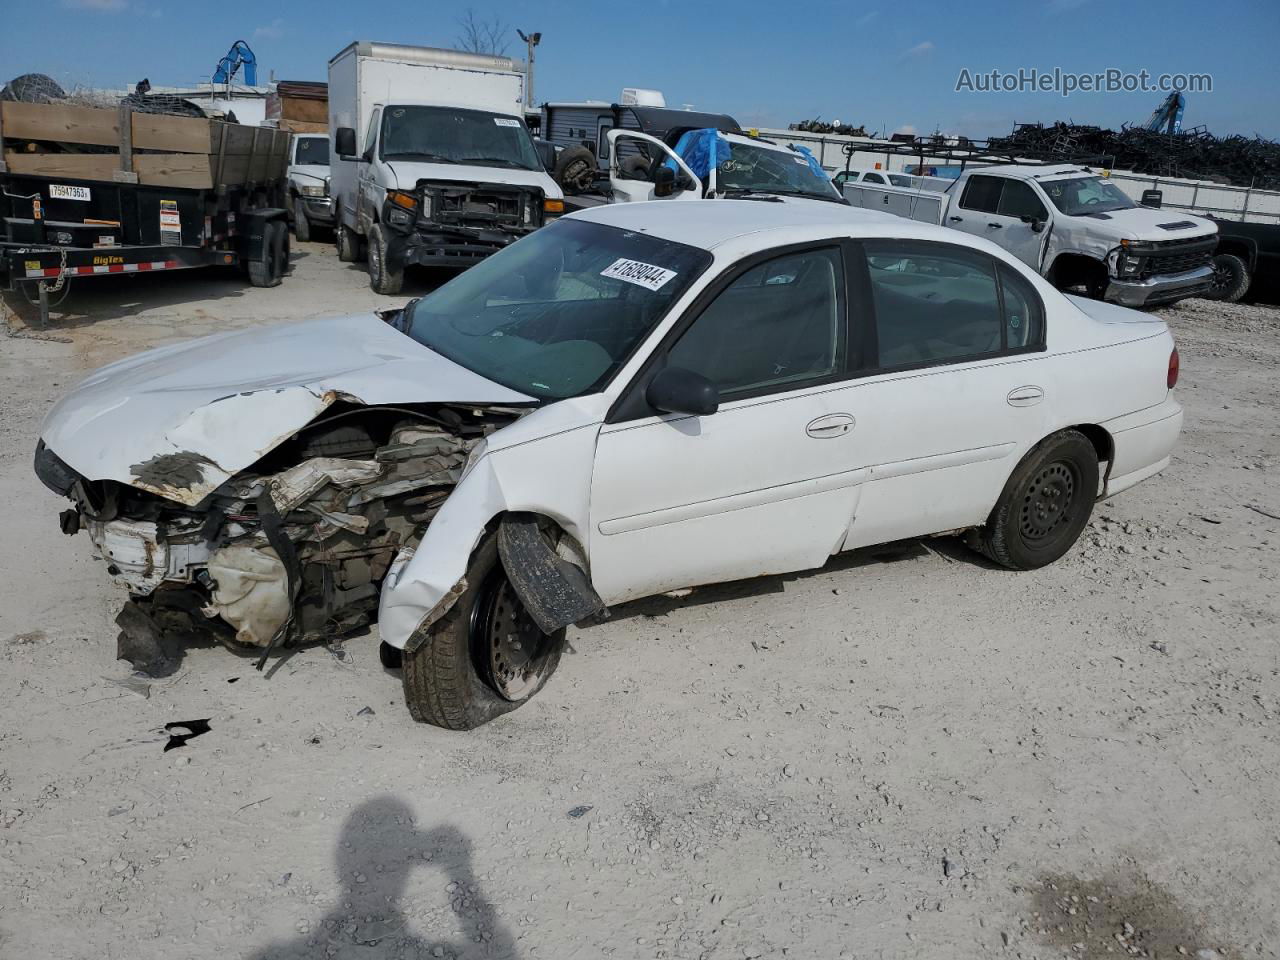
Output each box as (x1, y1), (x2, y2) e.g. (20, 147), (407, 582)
(0, 99), (292, 325)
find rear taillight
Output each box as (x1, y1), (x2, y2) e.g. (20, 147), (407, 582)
(1167, 347), (1180, 389)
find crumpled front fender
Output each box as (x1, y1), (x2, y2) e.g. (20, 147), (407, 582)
(376, 453), (505, 651)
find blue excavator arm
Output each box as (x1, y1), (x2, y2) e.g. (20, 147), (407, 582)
(212, 40), (257, 87)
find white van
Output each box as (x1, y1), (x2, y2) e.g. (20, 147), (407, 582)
(327, 41), (564, 293)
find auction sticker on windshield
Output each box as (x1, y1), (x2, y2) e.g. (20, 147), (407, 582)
(600, 258), (678, 291)
(493, 117), (521, 127)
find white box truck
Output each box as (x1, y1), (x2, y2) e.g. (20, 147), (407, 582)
(328, 41), (564, 293)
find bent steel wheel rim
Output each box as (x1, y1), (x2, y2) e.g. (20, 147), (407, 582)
(1020, 460), (1078, 543)
(470, 573), (548, 702)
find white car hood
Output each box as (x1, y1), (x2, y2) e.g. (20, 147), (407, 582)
(384, 160), (563, 198)
(40, 313), (534, 506)
(1070, 205), (1217, 241)
(290, 163), (330, 184)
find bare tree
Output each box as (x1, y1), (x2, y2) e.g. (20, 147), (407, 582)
(455, 9), (510, 56)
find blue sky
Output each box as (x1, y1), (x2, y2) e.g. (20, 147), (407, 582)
(3, 0), (1277, 139)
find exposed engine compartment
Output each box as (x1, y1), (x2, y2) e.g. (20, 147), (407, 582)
(40, 401), (525, 671)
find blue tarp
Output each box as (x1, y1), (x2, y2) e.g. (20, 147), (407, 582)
(668, 127), (733, 181)
(787, 143), (829, 180)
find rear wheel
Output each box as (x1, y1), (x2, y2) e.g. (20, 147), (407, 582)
(973, 430), (1099, 570)
(367, 223), (404, 295)
(336, 222), (363, 263)
(247, 221), (281, 287)
(402, 535), (564, 730)
(272, 218), (290, 281)
(1206, 252), (1250, 303)
(293, 198), (312, 242)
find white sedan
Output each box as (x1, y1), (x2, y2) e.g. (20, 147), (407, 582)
(35, 201), (1183, 729)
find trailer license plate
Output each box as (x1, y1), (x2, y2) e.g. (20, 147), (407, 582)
(49, 184), (91, 201)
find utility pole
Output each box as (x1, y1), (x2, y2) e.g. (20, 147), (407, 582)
(516, 29), (541, 112)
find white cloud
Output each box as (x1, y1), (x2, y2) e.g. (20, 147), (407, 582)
(62, 0), (127, 9)
(253, 18), (285, 40)
(893, 125), (918, 136)
(903, 40), (935, 57)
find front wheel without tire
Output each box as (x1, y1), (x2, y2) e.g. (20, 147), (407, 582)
(1206, 252), (1250, 303)
(402, 535), (564, 730)
(973, 429), (1099, 570)
(367, 224), (404, 295)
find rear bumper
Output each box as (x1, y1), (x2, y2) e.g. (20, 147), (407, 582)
(1101, 395), (1183, 498)
(1106, 264), (1213, 307)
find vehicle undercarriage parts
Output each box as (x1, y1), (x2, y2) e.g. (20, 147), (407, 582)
(206, 541), (291, 649)
(496, 513), (604, 634)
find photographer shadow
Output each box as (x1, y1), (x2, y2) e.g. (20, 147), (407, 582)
(250, 796), (518, 959)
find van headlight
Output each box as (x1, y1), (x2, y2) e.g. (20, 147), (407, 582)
(299, 183), (326, 198)
(386, 205), (413, 227)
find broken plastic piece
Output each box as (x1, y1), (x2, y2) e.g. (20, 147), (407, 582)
(496, 514), (604, 634)
(163, 719), (211, 752)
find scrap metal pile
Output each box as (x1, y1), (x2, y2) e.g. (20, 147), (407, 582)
(989, 122), (1280, 191)
(789, 119), (870, 137)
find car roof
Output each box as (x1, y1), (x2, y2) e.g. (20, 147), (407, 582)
(565, 199), (923, 251)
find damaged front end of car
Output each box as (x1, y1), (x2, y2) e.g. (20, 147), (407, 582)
(35, 401), (526, 675)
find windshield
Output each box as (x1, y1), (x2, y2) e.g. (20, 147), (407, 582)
(715, 142), (841, 201)
(1041, 176), (1136, 215)
(399, 219), (712, 400)
(295, 136), (329, 165)
(381, 105), (541, 170)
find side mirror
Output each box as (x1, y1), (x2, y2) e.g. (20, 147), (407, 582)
(534, 139), (557, 171)
(653, 164), (677, 198)
(335, 127), (357, 160)
(646, 367), (719, 417)
(1141, 189), (1163, 208)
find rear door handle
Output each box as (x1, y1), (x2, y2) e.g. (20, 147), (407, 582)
(1007, 385), (1044, 407)
(987, 222), (1003, 229)
(806, 413), (856, 438)
(949, 216), (963, 222)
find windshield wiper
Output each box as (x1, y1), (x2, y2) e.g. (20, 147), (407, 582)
(384, 152), (457, 163)
(462, 156), (530, 169)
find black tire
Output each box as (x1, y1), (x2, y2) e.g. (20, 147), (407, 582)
(974, 430), (1099, 570)
(272, 218), (290, 281)
(336, 222), (363, 263)
(247, 221), (281, 288)
(402, 535), (565, 730)
(367, 223), (404, 295)
(293, 197), (311, 242)
(553, 145), (596, 194)
(1205, 252), (1250, 303)
(378, 640), (403, 670)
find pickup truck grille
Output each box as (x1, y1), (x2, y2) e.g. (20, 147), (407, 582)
(1138, 236), (1215, 279)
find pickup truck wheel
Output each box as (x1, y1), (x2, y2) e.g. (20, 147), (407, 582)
(367, 224), (404, 295)
(293, 198), (312, 242)
(974, 430), (1098, 571)
(1206, 253), (1250, 303)
(402, 535), (565, 730)
(247, 221), (282, 288)
(553, 145), (596, 194)
(336, 223), (362, 263)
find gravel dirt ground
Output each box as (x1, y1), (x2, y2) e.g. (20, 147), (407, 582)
(1, 247), (1276, 960)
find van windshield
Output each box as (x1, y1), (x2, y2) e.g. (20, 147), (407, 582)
(1041, 176), (1136, 215)
(716, 141), (843, 202)
(381, 105), (541, 171)
(397, 219), (712, 400)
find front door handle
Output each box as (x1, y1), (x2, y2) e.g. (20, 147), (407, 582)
(1007, 385), (1044, 407)
(949, 216), (963, 222)
(806, 413), (856, 438)
(987, 222), (1003, 229)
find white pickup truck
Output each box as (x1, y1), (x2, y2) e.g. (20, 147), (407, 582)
(287, 133), (333, 242)
(842, 164), (1219, 307)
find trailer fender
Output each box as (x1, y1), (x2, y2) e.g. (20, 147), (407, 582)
(241, 208), (289, 262)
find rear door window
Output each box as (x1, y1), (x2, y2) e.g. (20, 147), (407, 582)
(959, 175), (1004, 214)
